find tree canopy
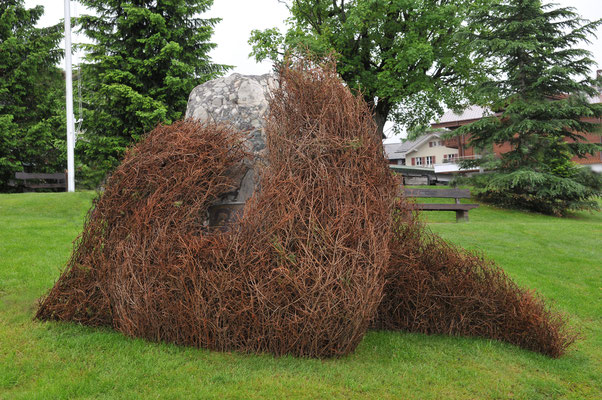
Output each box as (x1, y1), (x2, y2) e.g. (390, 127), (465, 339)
(249, 0), (493, 137)
(0, 0), (65, 191)
(77, 0), (229, 182)
(454, 0), (602, 215)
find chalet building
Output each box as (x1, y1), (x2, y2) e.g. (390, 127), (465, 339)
(384, 132), (460, 167)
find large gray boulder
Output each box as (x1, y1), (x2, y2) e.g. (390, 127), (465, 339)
(186, 73), (276, 157)
(185, 73), (277, 227)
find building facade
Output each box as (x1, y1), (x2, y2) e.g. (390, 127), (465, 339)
(430, 102), (602, 173)
(384, 132), (459, 167)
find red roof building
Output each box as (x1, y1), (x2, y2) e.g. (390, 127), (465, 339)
(431, 98), (602, 173)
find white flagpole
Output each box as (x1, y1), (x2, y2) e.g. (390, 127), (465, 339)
(64, 0), (75, 192)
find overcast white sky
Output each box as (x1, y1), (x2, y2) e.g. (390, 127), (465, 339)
(24, 0), (602, 140)
(25, 0), (291, 73)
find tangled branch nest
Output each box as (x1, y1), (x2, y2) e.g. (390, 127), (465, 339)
(36, 58), (576, 358)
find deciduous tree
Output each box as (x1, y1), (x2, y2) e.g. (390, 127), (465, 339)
(249, 0), (492, 137)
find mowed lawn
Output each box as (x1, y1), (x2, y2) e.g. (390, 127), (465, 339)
(0, 191), (600, 399)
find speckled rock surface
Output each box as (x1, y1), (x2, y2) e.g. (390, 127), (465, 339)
(185, 73), (277, 226)
(186, 73), (277, 158)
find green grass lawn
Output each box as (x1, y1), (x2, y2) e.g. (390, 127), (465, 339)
(1, 191), (600, 399)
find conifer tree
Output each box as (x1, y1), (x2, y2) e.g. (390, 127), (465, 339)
(0, 1), (65, 191)
(456, 0), (602, 215)
(77, 0), (229, 182)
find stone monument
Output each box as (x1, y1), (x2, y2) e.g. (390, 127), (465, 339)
(185, 73), (277, 228)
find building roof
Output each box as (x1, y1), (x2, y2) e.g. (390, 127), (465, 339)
(434, 92), (601, 127)
(384, 132), (447, 160)
(383, 142), (405, 160)
(435, 105), (490, 125)
(402, 132), (446, 155)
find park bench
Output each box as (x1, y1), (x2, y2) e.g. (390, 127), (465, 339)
(12, 172), (67, 192)
(403, 188), (479, 222)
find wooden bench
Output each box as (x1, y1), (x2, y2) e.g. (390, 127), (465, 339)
(12, 172), (67, 191)
(403, 188), (479, 222)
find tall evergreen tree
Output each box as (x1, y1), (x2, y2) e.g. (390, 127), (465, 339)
(0, 1), (65, 191)
(77, 0), (229, 182)
(455, 0), (602, 215)
(249, 0), (493, 138)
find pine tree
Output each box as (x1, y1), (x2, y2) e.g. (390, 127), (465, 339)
(77, 0), (229, 182)
(455, 0), (602, 215)
(0, 1), (65, 191)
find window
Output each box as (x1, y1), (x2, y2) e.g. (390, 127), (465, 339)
(426, 156), (433, 166)
(415, 157), (422, 166)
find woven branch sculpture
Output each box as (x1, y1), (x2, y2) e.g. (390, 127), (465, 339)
(36, 59), (576, 358)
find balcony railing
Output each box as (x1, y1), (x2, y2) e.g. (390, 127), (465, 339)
(441, 155), (481, 164)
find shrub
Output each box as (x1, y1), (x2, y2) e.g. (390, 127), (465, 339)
(457, 167), (601, 216)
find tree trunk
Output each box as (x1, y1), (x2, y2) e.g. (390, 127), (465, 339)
(374, 110), (387, 139)
(373, 98), (391, 139)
